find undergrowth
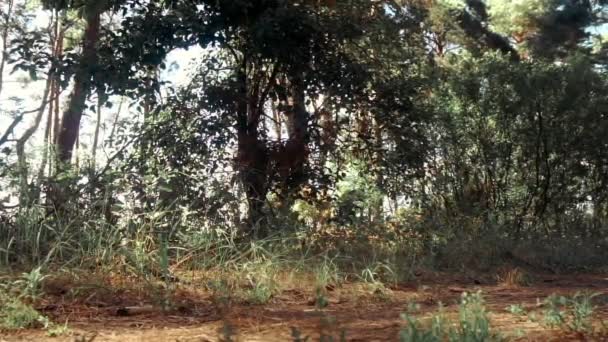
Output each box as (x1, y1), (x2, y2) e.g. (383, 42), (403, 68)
(0, 206), (607, 341)
(400, 291), (503, 342)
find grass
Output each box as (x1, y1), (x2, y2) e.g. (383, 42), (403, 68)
(540, 292), (602, 334)
(496, 267), (531, 287)
(1, 206), (608, 340)
(400, 291), (503, 342)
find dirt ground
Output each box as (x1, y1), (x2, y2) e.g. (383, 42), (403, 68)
(1, 272), (607, 341)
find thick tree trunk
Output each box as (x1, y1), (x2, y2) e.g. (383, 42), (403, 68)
(235, 60), (270, 235)
(56, 11), (100, 165)
(238, 130), (269, 234)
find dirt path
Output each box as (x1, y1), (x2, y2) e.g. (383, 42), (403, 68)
(2, 273), (607, 341)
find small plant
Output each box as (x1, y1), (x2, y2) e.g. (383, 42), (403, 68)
(314, 256), (341, 290)
(207, 278), (233, 309)
(506, 304), (526, 316)
(314, 286), (329, 309)
(399, 292), (502, 342)
(46, 321), (70, 337)
(569, 292), (598, 333)
(400, 310), (446, 342)
(496, 267), (531, 287)
(450, 291), (501, 341)
(246, 282), (273, 305)
(291, 326), (310, 342)
(542, 292), (600, 333)
(0, 297), (49, 330)
(13, 266), (48, 300)
(542, 294), (568, 329)
(241, 260), (278, 305)
(359, 265), (393, 301)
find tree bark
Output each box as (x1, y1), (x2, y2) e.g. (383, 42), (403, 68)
(236, 58), (270, 235)
(38, 12), (62, 188)
(56, 10), (101, 165)
(91, 93), (102, 169)
(279, 72), (309, 192)
(0, 0), (14, 99)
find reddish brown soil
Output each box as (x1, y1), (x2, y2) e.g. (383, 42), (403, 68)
(1, 272), (607, 341)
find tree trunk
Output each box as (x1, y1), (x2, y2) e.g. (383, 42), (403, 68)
(56, 10), (100, 165)
(91, 93), (102, 170)
(107, 97), (124, 148)
(281, 72), (309, 191)
(0, 0), (14, 99)
(38, 12), (62, 190)
(16, 75), (53, 206)
(36, 78), (54, 196)
(235, 59), (270, 236)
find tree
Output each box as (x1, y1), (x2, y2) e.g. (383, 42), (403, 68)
(52, 1), (103, 165)
(425, 51), (608, 236)
(488, 0), (608, 59)
(100, 0), (431, 235)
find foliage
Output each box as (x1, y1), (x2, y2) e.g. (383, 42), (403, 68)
(542, 292), (601, 333)
(1, 0), (608, 339)
(400, 291), (503, 342)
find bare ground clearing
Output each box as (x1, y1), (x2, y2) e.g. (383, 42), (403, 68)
(1, 272), (607, 341)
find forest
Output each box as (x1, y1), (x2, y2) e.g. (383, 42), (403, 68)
(1, 0), (608, 340)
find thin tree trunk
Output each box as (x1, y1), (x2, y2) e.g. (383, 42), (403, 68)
(37, 80), (54, 187)
(107, 96), (124, 148)
(271, 101), (282, 141)
(56, 10), (101, 165)
(16, 75), (53, 206)
(49, 13), (65, 174)
(38, 11), (61, 188)
(91, 93), (102, 169)
(74, 134), (80, 170)
(0, 0), (14, 98)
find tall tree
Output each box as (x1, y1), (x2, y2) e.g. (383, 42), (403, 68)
(51, 1), (107, 165)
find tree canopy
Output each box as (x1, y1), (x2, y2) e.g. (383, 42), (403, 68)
(1, 0), (608, 244)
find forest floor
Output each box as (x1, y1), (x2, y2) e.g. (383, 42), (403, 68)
(1, 271), (608, 341)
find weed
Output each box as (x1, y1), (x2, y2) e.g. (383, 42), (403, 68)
(400, 308), (446, 342)
(46, 321), (70, 337)
(399, 292), (502, 342)
(450, 291), (501, 341)
(542, 294), (567, 328)
(359, 262), (394, 300)
(240, 259), (279, 304)
(569, 292), (599, 333)
(506, 304), (526, 316)
(314, 255), (341, 290)
(291, 326), (310, 341)
(15, 266), (47, 300)
(314, 286), (329, 309)
(496, 267), (531, 287)
(207, 278), (233, 309)
(542, 292), (600, 334)
(0, 296), (49, 330)
(245, 282), (273, 304)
